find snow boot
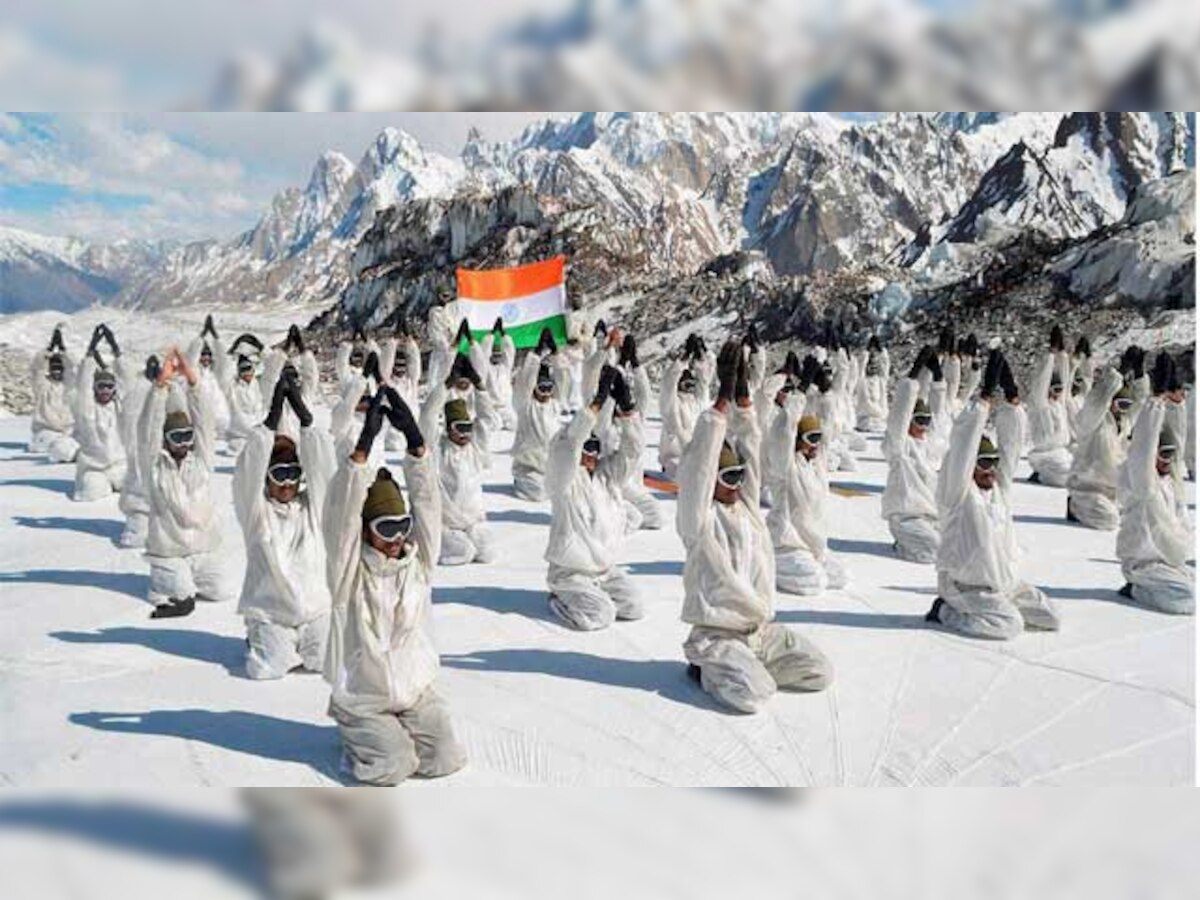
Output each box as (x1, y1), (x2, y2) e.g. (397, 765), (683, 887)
(686, 663), (702, 683)
(1066, 498), (1079, 523)
(150, 596), (196, 619)
(924, 598), (945, 624)
(1028, 470), (1041, 484)
(1118, 582), (1134, 599)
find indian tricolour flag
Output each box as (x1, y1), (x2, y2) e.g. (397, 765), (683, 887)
(456, 256), (568, 350)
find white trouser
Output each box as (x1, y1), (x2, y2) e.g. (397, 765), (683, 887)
(1123, 560), (1195, 615)
(146, 551), (236, 605)
(120, 511), (149, 549)
(776, 546), (848, 596)
(935, 571), (1061, 640)
(330, 688), (466, 786)
(513, 464), (545, 502)
(623, 482), (663, 529)
(73, 460), (127, 502)
(32, 428), (79, 462)
(439, 522), (494, 566)
(1068, 486), (1119, 530)
(684, 622), (833, 714)
(547, 564), (642, 631)
(244, 612), (331, 680)
(1029, 446), (1072, 487)
(888, 514), (940, 564)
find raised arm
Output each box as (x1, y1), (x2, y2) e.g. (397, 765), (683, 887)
(334, 343), (353, 383)
(993, 401), (1025, 491)
(403, 337), (422, 382)
(883, 377), (920, 460)
(298, 422), (336, 514)
(403, 450), (442, 574)
(676, 406), (726, 545)
(1076, 367), (1123, 439)
(547, 403), (598, 496)
(936, 399), (989, 512)
(232, 425), (273, 532)
(501, 334), (516, 370)
(1126, 399), (1164, 497)
(418, 380), (447, 448)
(138, 383), (169, 486)
(1029, 352), (1055, 410)
(379, 338), (398, 381)
(512, 354), (540, 415)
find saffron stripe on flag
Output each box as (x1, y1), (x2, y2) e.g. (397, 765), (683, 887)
(456, 256), (565, 300)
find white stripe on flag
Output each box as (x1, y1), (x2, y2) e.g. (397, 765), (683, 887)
(459, 284), (566, 331)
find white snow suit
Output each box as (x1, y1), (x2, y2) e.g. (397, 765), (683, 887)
(71, 355), (127, 502)
(882, 377), (940, 564)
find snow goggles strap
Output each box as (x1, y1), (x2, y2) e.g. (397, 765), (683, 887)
(717, 465), (746, 488)
(267, 462), (303, 486)
(370, 515), (413, 542)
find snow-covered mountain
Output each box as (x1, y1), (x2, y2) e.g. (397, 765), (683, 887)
(0, 226), (172, 315)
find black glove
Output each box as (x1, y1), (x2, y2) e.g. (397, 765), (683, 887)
(745, 324), (760, 351)
(964, 333), (979, 358)
(982, 349), (1003, 397)
(734, 347), (751, 402)
(1050, 324), (1065, 352)
(684, 334), (699, 360)
(394, 314), (408, 338)
(610, 368), (635, 413)
(286, 325), (306, 353)
(89, 348), (105, 369)
(264, 374), (288, 430)
(696, 335), (708, 355)
(87, 325), (104, 355)
(354, 391), (387, 456)
(382, 385), (424, 452)
(938, 326), (955, 355)
(594, 319), (608, 338)
(926, 349), (943, 383)
(868, 335), (882, 353)
(454, 319), (472, 347)
(48, 326), (66, 352)
(908, 345), (932, 380)
(813, 364), (832, 393)
(784, 350), (802, 378)
(716, 342), (740, 402)
(281, 367), (313, 428)
(594, 364), (618, 407)
(362, 351), (382, 384)
(618, 334), (639, 369)
(536, 327), (557, 356)
(1074, 335), (1091, 358)
(1151, 351), (1175, 396)
(1176, 349), (1195, 387)
(464, 355), (485, 390)
(492, 317), (505, 337)
(999, 356), (1019, 402)
(798, 355), (819, 393)
(202, 314), (217, 338)
(101, 324), (120, 356)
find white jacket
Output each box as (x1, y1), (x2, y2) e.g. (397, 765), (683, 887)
(480, 333), (516, 411)
(512, 354), (562, 473)
(881, 378), (938, 521)
(677, 404), (775, 633)
(659, 359), (703, 469)
(73, 355), (124, 473)
(380, 337), (422, 411)
(544, 401), (639, 575)
(1068, 367), (1131, 497)
(117, 358), (153, 512)
(855, 349), (890, 427)
(1117, 400), (1192, 574)
(187, 336), (230, 432)
(936, 400), (1023, 594)
(323, 451), (442, 716)
(31, 350), (75, 435)
(419, 382), (493, 533)
(765, 394), (832, 560)
(140, 382), (220, 559)
(1026, 351), (1072, 456)
(225, 374), (265, 442)
(234, 424), (335, 627)
(331, 373), (384, 471)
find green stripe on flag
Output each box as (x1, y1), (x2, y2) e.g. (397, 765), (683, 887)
(457, 314), (567, 352)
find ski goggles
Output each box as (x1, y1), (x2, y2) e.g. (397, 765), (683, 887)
(47, 368), (65, 380)
(165, 427), (195, 447)
(582, 437), (602, 458)
(798, 430), (823, 446)
(199, 352), (213, 366)
(717, 465), (747, 488)
(449, 420), (474, 438)
(237, 359), (255, 375)
(1113, 397), (1134, 412)
(535, 379), (555, 395)
(1048, 383), (1064, 397)
(369, 515), (413, 543)
(677, 376), (698, 393)
(490, 351), (505, 365)
(975, 454), (1000, 472)
(267, 462), (303, 486)
(779, 379), (797, 394)
(392, 361), (407, 376)
(349, 350), (365, 367)
(1157, 446), (1177, 462)
(911, 413), (933, 428)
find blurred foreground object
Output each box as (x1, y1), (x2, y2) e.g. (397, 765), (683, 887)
(2, 0), (1199, 109)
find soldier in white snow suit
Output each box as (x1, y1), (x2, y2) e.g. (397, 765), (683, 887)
(233, 366), (336, 679)
(324, 387), (466, 785)
(1025, 326), (1073, 487)
(926, 351), (1060, 640)
(677, 342), (832, 713)
(29, 326), (79, 462)
(882, 351), (941, 564)
(511, 328), (564, 501)
(543, 365), (644, 630)
(71, 325), (126, 501)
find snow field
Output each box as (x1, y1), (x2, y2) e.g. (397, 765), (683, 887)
(0, 395), (1193, 787)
